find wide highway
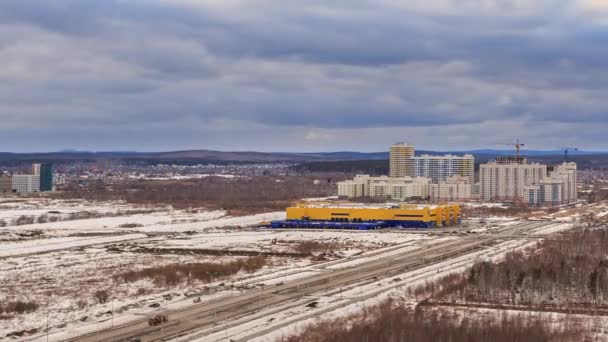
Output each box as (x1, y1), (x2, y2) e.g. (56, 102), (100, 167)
(65, 220), (561, 342)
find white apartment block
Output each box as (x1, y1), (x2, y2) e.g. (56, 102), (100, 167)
(12, 174), (40, 193)
(480, 162), (546, 202)
(411, 154), (475, 183)
(389, 143), (474, 183)
(337, 179), (366, 198)
(523, 163), (577, 206)
(430, 175), (472, 202)
(337, 175), (430, 201)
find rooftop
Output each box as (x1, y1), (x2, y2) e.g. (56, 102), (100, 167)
(294, 202), (445, 210)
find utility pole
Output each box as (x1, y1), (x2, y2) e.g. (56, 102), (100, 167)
(46, 304), (49, 342)
(111, 297), (114, 327)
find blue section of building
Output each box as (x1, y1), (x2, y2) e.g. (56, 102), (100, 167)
(39, 164), (53, 192)
(269, 220), (435, 230)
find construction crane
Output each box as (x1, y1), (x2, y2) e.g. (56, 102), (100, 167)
(560, 147), (578, 163)
(501, 139), (525, 157)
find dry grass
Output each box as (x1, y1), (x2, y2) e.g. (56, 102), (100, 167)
(294, 241), (339, 255)
(114, 256), (268, 286)
(0, 301), (39, 315)
(279, 298), (584, 342)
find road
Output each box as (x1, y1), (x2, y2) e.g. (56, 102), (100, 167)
(65, 220), (562, 342)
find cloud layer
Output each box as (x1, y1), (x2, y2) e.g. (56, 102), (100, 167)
(1, 0), (607, 152)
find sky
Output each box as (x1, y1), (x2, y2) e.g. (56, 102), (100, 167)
(1, 0), (608, 153)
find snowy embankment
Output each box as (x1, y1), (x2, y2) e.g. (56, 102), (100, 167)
(183, 223), (577, 342)
(0, 206), (289, 341)
(0, 198), (168, 227)
(0, 234), (147, 258)
(0, 209), (230, 237)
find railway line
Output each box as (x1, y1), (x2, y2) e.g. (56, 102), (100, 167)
(65, 220), (563, 342)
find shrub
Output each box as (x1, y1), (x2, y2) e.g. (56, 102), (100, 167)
(76, 300), (88, 310)
(295, 241), (337, 255)
(115, 256), (268, 286)
(15, 215), (35, 226)
(118, 223), (144, 228)
(94, 290), (110, 304)
(37, 215), (49, 224)
(0, 301), (39, 315)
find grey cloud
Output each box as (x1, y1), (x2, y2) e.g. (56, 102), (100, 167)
(0, 0), (608, 151)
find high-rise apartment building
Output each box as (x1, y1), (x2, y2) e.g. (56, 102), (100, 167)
(32, 163), (53, 192)
(412, 154), (475, 184)
(480, 161), (546, 202)
(389, 143), (474, 183)
(389, 143), (415, 177)
(479, 158), (578, 206)
(523, 162), (577, 206)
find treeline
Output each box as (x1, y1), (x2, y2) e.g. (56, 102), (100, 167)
(429, 228), (608, 307)
(290, 160), (389, 175)
(588, 183), (608, 203)
(57, 176), (338, 214)
(280, 298), (583, 342)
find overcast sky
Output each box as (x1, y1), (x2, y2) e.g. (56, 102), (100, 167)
(1, 0), (608, 152)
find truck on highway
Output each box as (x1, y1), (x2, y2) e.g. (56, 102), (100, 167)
(148, 314), (168, 327)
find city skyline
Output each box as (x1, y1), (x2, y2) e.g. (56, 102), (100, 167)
(2, 1), (608, 152)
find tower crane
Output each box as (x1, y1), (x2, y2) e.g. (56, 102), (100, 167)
(560, 147), (578, 163)
(501, 139), (525, 157)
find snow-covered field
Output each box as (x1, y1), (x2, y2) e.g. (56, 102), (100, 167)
(0, 197), (449, 341)
(2, 196), (592, 342)
(0, 234), (146, 258)
(0, 197), (167, 228)
(202, 223), (577, 342)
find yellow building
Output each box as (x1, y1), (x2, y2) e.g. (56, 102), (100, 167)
(271, 203), (461, 229)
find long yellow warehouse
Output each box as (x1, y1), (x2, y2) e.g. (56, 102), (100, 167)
(271, 203), (461, 229)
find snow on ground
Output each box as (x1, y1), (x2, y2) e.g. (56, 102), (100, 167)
(1, 197), (447, 341)
(2, 196), (585, 342)
(15, 227), (438, 342)
(180, 222), (578, 342)
(0, 209), (229, 239)
(141, 174), (239, 180)
(2, 246), (302, 342)
(596, 210), (608, 218)
(464, 202), (509, 209)
(0, 197), (168, 227)
(0, 234), (146, 258)
(131, 229), (432, 255)
(301, 196), (339, 202)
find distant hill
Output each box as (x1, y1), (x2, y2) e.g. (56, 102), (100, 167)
(461, 149), (607, 157)
(0, 149), (390, 165)
(0, 148), (606, 166)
